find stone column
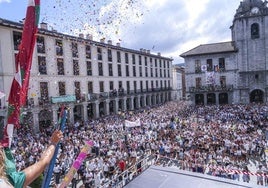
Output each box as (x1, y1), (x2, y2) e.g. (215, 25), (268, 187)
(204, 93), (207, 105)
(83, 103), (88, 121)
(33, 109), (40, 134)
(216, 92), (219, 106)
(105, 99), (110, 116)
(52, 105), (58, 125)
(68, 104), (75, 124)
(123, 97), (127, 111)
(94, 101), (100, 119)
(143, 95), (147, 106)
(114, 99), (119, 114)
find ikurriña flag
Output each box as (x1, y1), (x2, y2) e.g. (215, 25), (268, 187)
(0, 0), (40, 147)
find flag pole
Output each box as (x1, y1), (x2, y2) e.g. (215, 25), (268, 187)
(41, 106), (67, 188)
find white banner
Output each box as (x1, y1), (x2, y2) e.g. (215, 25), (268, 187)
(206, 72), (215, 85)
(125, 119), (141, 128)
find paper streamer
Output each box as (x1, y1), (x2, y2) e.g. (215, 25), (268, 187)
(59, 140), (94, 188)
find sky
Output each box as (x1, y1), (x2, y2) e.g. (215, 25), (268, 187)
(0, 0), (242, 64)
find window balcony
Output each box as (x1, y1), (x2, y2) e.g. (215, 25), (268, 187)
(189, 85), (233, 93)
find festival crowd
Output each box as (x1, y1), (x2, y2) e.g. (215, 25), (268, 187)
(10, 101), (268, 187)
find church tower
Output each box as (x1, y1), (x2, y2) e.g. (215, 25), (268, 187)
(231, 0), (268, 103)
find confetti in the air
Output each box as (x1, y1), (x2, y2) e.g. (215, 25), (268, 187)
(41, 0), (147, 43)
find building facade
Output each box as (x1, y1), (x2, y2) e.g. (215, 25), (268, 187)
(172, 64), (186, 100)
(0, 18), (173, 132)
(181, 0), (268, 105)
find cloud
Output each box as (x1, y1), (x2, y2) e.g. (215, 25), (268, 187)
(0, 0), (11, 3)
(40, 0), (242, 64)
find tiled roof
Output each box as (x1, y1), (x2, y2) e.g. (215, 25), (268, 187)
(180, 41), (237, 57)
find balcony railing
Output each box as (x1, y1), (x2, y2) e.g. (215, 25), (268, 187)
(189, 85), (233, 93)
(30, 88), (173, 106)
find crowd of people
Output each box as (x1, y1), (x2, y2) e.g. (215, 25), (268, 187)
(9, 101), (268, 187)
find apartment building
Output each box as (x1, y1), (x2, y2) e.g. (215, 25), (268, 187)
(0, 18), (173, 132)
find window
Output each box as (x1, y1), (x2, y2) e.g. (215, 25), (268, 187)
(99, 81), (104, 92)
(38, 56), (47, 75)
(196, 77), (202, 88)
(58, 82), (66, 96)
(155, 59), (157, 67)
(139, 55), (142, 65)
(145, 57), (147, 66)
(88, 81), (93, 93)
(74, 81), (81, 100)
(125, 53), (129, 64)
(55, 39), (63, 56)
(160, 80), (163, 89)
(117, 51), (121, 63)
(71, 42), (78, 58)
(97, 47), (102, 61)
(163, 60), (166, 68)
(119, 81), (123, 90)
(145, 67), (148, 77)
(108, 64), (113, 76)
(73, 60), (79, 75)
(220, 76), (226, 87)
(251, 23), (260, 39)
(140, 81), (143, 92)
(159, 60), (162, 68)
(98, 62), (103, 76)
(127, 81), (130, 94)
(40, 82), (49, 99)
(206, 59), (213, 72)
(132, 54), (136, 64)
(146, 81), (149, 91)
(134, 81), (137, 93)
(133, 66), (136, 77)
(160, 69), (162, 77)
(57, 58), (64, 75)
(195, 60), (201, 73)
(155, 68), (158, 77)
(156, 80), (159, 88)
(126, 65), (129, 77)
(118, 64), (122, 76)
(85, 45), (91, 59)
(139, 67), (142, 77)
(86, 61), (92, 76)
(109, 81), (114, 90)
(108, 49), (112, 62)
(13, 31), (22, 50)
(219, 58), (225, 71)
(151, 81), (154, 90)
(37, 36), (45, 53)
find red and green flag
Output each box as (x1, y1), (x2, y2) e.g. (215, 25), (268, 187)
(0, 0), (40, 147)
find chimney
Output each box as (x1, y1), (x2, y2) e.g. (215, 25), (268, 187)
(140, 48), (143, 52)
(40, 22), (48, 30)
(116, 42), (120, 47)
(157, 52), (161, 56)
(79, 33), (84, 38)
(86, 34), (93, 40)
(100, 38), (105, 43)
(147, 50), (150, 54)
(108, 40), (112, 45)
